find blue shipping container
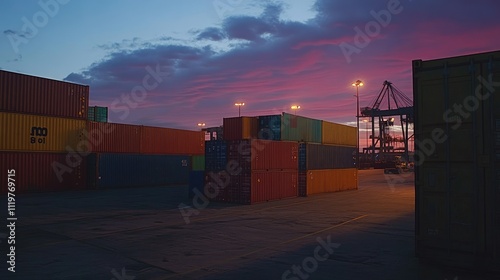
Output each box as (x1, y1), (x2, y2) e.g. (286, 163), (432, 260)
(258, 115), (282, 141)
(205, 140), (227, 171)
(96, 154), (190, 188)
(188, 170), (205, 198)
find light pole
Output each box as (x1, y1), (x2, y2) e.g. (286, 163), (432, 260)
(235, 102), (245, 117)
(352, 80), (363, 169)
(291, 105), (301, 115)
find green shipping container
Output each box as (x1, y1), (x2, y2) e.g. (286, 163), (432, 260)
(88, 106), (108, 122)
(413, 50), (500, 273)
(192, 155), (205, 171)
(281, 113), (322, 143)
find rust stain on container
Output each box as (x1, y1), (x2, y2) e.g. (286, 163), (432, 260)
(0, 70), (88, 119)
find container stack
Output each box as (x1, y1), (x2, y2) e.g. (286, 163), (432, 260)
(0, 70), (89, 194)
(0, 70), (206, 193)
(298, 120), (358, 196)
(86, 124), (204, 189)
(201, 113), (357, 204)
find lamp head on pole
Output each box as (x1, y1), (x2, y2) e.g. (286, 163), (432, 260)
(352, 80), (364, 87)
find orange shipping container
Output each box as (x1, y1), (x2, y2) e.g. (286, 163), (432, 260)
(86, 122), (141, 153)
(0, 70), (88, 119)
(140, 126), (204, 155)
(321, 121), (357, 146)
(0, 112), (86, 152)
(306, 168), (357, 195)
(251, 170), (298, 203)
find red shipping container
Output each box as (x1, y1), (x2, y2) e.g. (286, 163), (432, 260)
(0, 70), (89, 119)
(251, 170), (298, 203)
(141, 126), (204, 155)
(223, 116), (258, 140)
(228, 140), (298, 170)
(85, 122), (141, 153)
(0, 152), (87, 194)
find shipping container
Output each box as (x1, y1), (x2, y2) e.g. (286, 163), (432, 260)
(205, 140), (228, 171)
(227, 139), (298, 171)
(86, 122), (141, 154)
(0, 70), (88, 119)
(204, 126), (223, 141)
(223, 116), (259, 140)
(140, 126), (204, 155)
(413, 50), (500, 272)
(251, 170), (298, 203)
(0, 112), (86, 152)
(258, 115), (282, 141)
(281, 113), (322, 143)
(204, 170), (232, 202)
(0, 152), (87, 194)
(188, 170), (205, 198)
(88, 106), (108, 122)
(298, 143), (355, 170)
(305, 169), (357, 196)
(192, 155), (205, 171)
(92, 154), (190, 188)
(321, 121), (357, 146)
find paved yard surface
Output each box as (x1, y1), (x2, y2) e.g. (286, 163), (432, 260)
(1, 169), (497, 279)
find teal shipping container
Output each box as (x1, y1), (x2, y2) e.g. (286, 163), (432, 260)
(281, 113), (322, 143)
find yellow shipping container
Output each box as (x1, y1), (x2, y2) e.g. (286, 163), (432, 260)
(0, 112), (86, 152)
(306, 168), (358, 195)
(321, 121), (357, 146)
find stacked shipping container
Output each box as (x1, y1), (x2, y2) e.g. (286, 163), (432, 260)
(413, 50), (500, 272)
(204, 114), (358, 204)
(1, 70), (205, 193)
(1, 70), (90, 193)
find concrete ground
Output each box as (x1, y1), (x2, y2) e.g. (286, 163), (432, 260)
(1, 169), (498, 279)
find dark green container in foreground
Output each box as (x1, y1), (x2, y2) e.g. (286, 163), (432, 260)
(192, 155), (205, 171)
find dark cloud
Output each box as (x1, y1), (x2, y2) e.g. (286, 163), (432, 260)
(64, 0), (500, 129)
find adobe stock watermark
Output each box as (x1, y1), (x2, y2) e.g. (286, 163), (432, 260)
(212, 0), (246, 19)
(5, 0), (70, 54)
(51, 63), (169, 182)
(110, 267), (135, 280)
(178, 114), (290, 224)
(282, 235), (340, 280)
(340, 0), (404, 63)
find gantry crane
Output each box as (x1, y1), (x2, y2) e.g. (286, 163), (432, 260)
(360, 81), (414, 167)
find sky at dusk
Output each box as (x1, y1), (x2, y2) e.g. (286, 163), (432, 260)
(1, 0), (500, 143)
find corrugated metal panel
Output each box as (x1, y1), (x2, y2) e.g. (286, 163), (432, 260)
(0, 70), (88, 119)
(0, 152), (87, 194)
(88, 106), (108, 122)
(96, 154), (190, 188)
(251, 170), (298, 204)
(205, 140), (227, 171)
(258, 115), (282, 141)
(413, 50), (500, 272)
(0, 112), (86, 152)
(322, 121), (357, 146)
(205, 170), (231, 202)
(204, 126), (223, 141)
(306, 168), (357, 195)
(281, 113), (322, 143)
(192, 155), (205, 171)
(140, 126), (204, 155)
(223, 117), (258, 140)
(188, 170), (205, 198)
(299, 143), (355, 170)
(86, 122), (141, 153)
(227, 139), (298, 170)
